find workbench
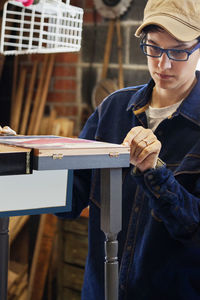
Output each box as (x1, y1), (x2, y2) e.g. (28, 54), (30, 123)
(0, 135), (130, 300)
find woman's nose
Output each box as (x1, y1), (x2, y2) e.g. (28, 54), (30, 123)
(158, 52), (172, 70)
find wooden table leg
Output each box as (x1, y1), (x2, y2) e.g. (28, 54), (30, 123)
(0, 217), (9, 300)
(101, 168), (122, 300)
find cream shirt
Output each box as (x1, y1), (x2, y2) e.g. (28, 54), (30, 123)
(145, 100), (183, 132)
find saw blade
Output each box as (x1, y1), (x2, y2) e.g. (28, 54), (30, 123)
(94, 0), (133, 19)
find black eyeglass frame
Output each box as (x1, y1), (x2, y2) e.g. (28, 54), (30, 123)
(140, 38), (200, 61)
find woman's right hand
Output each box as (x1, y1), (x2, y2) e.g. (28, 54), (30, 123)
(123, 126), (161, 172)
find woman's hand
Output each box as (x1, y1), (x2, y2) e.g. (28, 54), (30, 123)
(0, 126), (17, 136)
(123, 126), (161, 172)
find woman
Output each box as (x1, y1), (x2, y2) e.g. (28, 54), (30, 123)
(59, 0), (200, 299)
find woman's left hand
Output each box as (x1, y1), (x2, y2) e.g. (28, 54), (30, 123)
(0, 126), (17, 136)
(123, 126), (161, 172)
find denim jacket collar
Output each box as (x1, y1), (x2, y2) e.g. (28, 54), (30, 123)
(127, 71), (200, 127)
(126, 79), (154, 112)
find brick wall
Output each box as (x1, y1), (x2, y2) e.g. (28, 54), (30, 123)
(1, 0), (149, 135)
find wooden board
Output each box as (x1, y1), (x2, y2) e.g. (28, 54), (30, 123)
(0, 144), (31, 154)
(27, 214), (57, 300)
(0, 135), (130, 171)
(0, 135), (130, 157)
(0, 144), (31, 175)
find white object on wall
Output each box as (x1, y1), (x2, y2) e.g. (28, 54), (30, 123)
(0, 0), (83, 55)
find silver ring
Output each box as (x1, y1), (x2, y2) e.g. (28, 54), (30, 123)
(143, 140), (149, 146)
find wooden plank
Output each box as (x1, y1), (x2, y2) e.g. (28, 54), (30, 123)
(32, 54), (55, 135)
(62, 288), (81, 300)
(19, 288), (28, 300)
(8, 269), (18, 290)
(62, 263), (84, 291)
(46, 109), (57, 135)
(27, 55), (49, 135)
(62, 218), (88, 236)
(116, 18), (124, 89)
(0, 136), (130, 157)
(27, 214), (57, 300)
(8, 262), (28, 299)
(20, 60), (38, 135)
(38, 117), (49, 135)
(0, 144), (31, 154)
(34, 146), (129, 157)
(63, 232), (88, 267)
(10, 56), (19, 123)
(52, 118), (74, 137)
(9, 216), (30, 245)
(10, 68), (27, 132)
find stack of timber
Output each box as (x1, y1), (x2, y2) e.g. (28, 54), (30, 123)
(8, 262), (28, 300)
(8, 214), (59, 300)
(8, 216), (30, 300)
(27, 214), (58, 300)
(39, 112), (74, 137)
(9, 54), (75, 137)
(57, 216), (89, 300)
(9, 216), (30, 246)
(10, 54), (55, 136)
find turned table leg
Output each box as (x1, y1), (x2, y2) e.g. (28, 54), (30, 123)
(101, 168), (122, 300)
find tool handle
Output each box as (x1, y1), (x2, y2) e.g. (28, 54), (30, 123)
(101, 20), (115, 80)
(116, 18), (124, 89)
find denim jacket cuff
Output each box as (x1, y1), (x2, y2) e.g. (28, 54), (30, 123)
(131, 159), (171, 202)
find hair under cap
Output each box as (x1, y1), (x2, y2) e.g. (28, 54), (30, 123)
(135, 0), (200, 41)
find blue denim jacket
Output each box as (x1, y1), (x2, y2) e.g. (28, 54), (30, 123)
(58, 71), (200, 300)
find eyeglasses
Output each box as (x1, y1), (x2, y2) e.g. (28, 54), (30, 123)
(140, 39), (200, 61)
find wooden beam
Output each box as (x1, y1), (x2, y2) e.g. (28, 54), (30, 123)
(27, 214), (57, 300)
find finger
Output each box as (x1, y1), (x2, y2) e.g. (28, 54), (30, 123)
(135, 140), (161, 164)
(123, 126), (144, 146)
(133, 135), (157, 158)
(131, 128), (154, 146)
(133, 140), (147, 159)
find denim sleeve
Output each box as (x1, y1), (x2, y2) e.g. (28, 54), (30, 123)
(132, 165), (200, 244)
(55, 109), (99, 219)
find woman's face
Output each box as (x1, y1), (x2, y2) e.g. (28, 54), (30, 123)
(146, 30), (200, 92)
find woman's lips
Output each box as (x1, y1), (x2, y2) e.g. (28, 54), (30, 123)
(156, 72), (173, 79)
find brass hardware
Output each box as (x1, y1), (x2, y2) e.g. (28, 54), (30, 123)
(26, 152), (31, 174)
(109, 152), (119, 158)
(52, 153), (63, 160)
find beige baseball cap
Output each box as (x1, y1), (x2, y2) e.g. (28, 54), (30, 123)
(135, 0), (200, 42)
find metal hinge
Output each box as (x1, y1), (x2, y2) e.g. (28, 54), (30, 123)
(109, 152), (119, 158)
(26, 152), (31, 174)
(52, 153), (63, 160)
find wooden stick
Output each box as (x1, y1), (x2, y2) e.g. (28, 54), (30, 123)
(27, 55), (49, 135)
(46, 108), (57, 135)
(10, 56), (19, 126)
(101, 20), (115, 80)
(20, 60), (38, 135)
(9, 216), (30, 246)
(116, 18), (124, 89)
(10, 67), (27, 132)
(27, 214), (57, 300)
(32, 54), (55, 135)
